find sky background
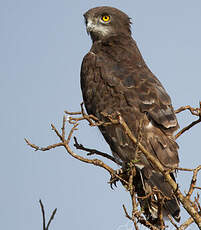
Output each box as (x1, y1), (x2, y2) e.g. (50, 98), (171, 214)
(1, 0), (201, 229)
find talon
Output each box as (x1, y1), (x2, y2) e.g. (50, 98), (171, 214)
(110, 182), (114, 190)
(109, 174), (119, 189)
(108, 168), (125, 189)
(116, 168), (124, 174)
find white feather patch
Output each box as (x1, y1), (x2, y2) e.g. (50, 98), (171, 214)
(87, 19), (110, 36)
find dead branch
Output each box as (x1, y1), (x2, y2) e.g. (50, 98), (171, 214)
(176, 167), (194, 172)
(178, 217), (194, 230)
(175, 102), (201, 139)
(39, 200), (57, 230)
(73, 136), (119, 165)
(24, 139), (63, 151)
(177, 212), (201, 230)
(25, 117), (130, 187)
(26, 103), (201, 229)
(187, 166), (201, 199)
(26, 127), (115, 177)
(195, 194), (201, 212)
(64, 103), (117, 126)
(168, 215), (179, 229)
(175, 103), (201, 117)
(175, 118), (201, 139)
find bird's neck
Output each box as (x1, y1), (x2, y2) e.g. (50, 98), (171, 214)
(90, 34), (146, 67)
(93, 33), (132, 46)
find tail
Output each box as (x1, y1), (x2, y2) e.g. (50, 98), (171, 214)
(133, 166), (180, 225)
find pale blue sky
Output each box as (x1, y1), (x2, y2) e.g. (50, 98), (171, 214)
(1, 0), (201, 229)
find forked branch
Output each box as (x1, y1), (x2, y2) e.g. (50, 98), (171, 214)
(175, 102), (201, 139)
(26, 103), (201, 229)
(39, 200), (57, 230)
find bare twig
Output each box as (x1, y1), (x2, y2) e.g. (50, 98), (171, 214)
(155, 191), (164, 229)
(175, 105), (200, 116)
(136, 192), (154, 200)
(132, 195), (139, 230)
(73, 137), (119, 164)
(168, 214), (179, 229)
(62, 115), (66, 139)
(187, 165), (201, 199)
(51, 124), (63, 141)
(195, 194), (201, 212)
(46, 208), (57, 230)
(25, 118), (127, 188)
(66, 123), (79, 144)
(178, 217), (194, 230)
(39, 200), (46, 230)
(175, 118), (201, 139)
(25, 138), (64, 151)
(175, 103), (201, 139)
(176, 167), (194, 172)
(65, 103), (102, 126)
(129, 168), (139, 230)
(64, 110), (82, 115)
(175, 103), (201, 116)
(39, 200), (57, 230)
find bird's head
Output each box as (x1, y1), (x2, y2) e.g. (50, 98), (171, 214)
(84, 6), (132, 42)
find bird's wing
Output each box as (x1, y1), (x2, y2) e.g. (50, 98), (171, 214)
(94, 46), (179, 164)
(123, 70), (179, 132)
(81, 45), (179, 166)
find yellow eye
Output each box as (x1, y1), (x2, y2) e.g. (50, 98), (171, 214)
(101, 15), (110, 22)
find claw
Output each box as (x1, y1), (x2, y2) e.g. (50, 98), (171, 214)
(108, 168), (125, 189)
(109, 176), (118, 189)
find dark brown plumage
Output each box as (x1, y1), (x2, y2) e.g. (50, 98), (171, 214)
(81, 6), (180, 224)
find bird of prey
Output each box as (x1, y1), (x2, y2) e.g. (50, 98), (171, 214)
(80, 6), (180, 224)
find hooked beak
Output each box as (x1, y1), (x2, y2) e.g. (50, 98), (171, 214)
(86, 19), (95, 35)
